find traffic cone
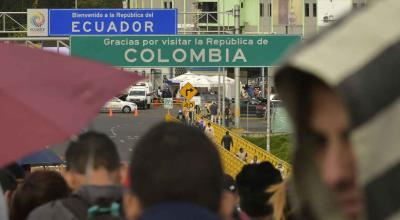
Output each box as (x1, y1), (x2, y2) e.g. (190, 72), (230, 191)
(108, 107), (113, 117)
(134, 109), (139, 117)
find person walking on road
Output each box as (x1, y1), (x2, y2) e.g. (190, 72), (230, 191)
(204, 123), (215, 141)
(210, 102), (218, 123)
(221, 131), (233, 151)
(224, 105), (232, 128)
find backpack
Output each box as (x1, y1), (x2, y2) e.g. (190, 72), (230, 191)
(62, 194), (126, 220)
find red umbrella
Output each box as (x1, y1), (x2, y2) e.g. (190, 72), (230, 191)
(0, 43), (143, 166)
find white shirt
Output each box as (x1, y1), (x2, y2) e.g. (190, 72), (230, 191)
(204, 126), (214, 140)
(237, 151), (247, 161)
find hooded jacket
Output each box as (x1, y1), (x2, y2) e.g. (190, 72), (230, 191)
(274, 0), (400, 219)
(27, 185), (125, 220)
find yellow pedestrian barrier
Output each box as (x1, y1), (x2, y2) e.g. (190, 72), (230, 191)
(164, 113), (245, 178)
(197, 115), (291, 177)
(164, 113), (291, 178)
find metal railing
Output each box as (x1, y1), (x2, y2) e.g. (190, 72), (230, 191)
(0, 12), (27, 34)
(198, 115), (291, 177)
(164, 113), (245, 178)
(0, 11), (235, 36)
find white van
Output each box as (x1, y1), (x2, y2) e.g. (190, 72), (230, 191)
(127, 86), (152, 109)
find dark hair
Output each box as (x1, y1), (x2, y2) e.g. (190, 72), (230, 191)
(236, 162), (282, 218)
(5, 163), (25, 180)
(65, 132), (120, 174)
(129, 122), (223, 212)
(0, 169), (17, 192)
(10, 171), (70, 220)
(226, 131), (229, 135)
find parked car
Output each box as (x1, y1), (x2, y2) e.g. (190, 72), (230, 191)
(240, 99), (261, 117)
(101, 97), (137, 113)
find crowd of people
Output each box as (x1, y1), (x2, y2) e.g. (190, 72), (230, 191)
(0, 123), (287, 220)
(1, 1), (399, 220)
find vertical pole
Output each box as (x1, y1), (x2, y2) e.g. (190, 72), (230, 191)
(258, 0), (261, 33)
(183, 0), (186, 34)
(261, 67), (265, 97)
(247, 100), (249, 132)
(218, 69), (221, 125)
(302, 0), (305, 37)
(3, 14), (6, 31)
(151, 0), (153, 8)
(266, 68), (271, 152)
(271, 0), (274, 33)
(234, 5), (241, 129)
(75, 0), (78, 8)
(222, 67), (226, 127)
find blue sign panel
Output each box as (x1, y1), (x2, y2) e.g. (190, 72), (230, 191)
(48, 9), (177, 36)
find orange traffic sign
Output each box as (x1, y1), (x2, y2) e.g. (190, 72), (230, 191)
(182, 100), (195, 110)
(179, 82), (198, 100)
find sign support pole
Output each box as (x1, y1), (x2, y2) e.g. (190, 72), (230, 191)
(266, 68), (271, 152)
(234, 4), (241, 129)
(261, 67), (265, 98)
(218, 68), (221, 125)
(222, 67), (226, 127)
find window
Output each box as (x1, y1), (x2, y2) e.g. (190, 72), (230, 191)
(305, 3), (309, 17)
(353, 3), (358, 8)
(268, 3), (272, 17)
(129, 91), (146, 96)
(198, 2), (218, 23)
(241, 2), (244, 8)
(163, 1), (172, 8)
(312, 3), (317, 17)
(260, 3), (264, 17)
(360, 3), (366, 7)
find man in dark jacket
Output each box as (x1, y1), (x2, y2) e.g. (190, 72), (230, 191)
(221, 131), (233, 151)
(210, 102), (218, 123)
(123, 123), (223, 220)
(28, 132), (125, 220)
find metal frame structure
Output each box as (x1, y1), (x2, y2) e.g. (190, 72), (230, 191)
(0, 12), (27, 34)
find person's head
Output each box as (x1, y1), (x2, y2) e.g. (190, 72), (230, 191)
(276, 72), (362, 219)
(10, 171), (70, 220)
(225, 131), (229, 136)
(239, 148), (243, 153)
(64, 131), (121, 190)
(306, 80), (361, 219)
(236, 162), (282, 219)
(220, 174), (239, 220)
(208, 122), (211, 127)
(125, 122), (223, 219)
(253, 156), (258, 161)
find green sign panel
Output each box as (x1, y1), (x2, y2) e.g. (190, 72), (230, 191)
(70, 35), (301, 67)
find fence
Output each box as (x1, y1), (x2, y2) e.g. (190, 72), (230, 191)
(165, 113), (291, 178)
(165, 113), (245, 178)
